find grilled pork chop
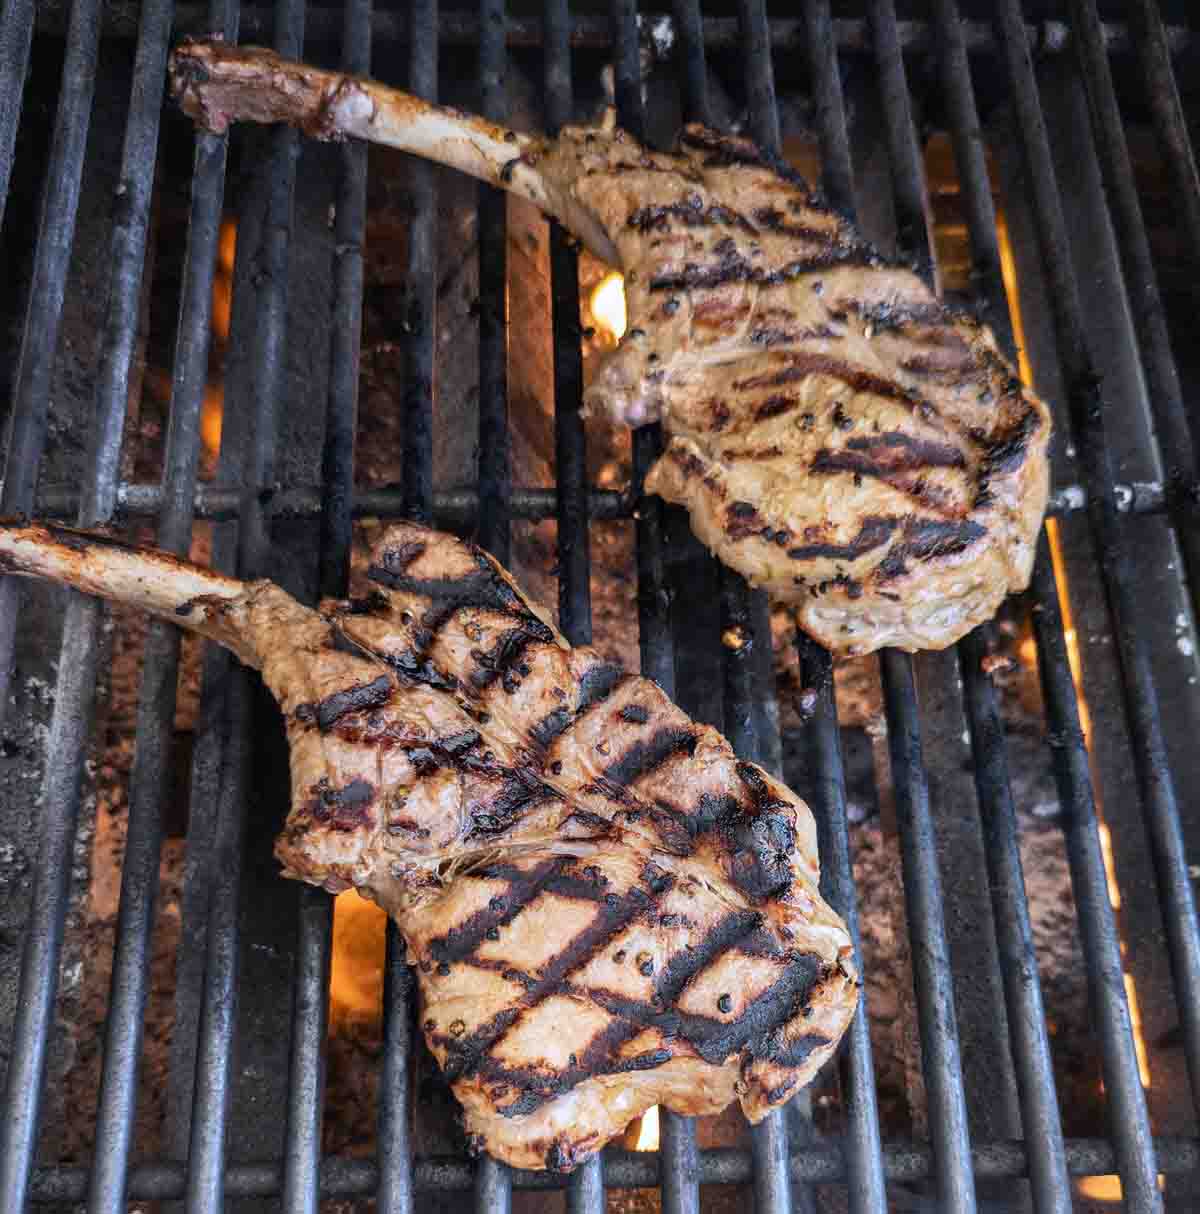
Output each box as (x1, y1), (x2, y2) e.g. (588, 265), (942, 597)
(0, 520), (858, 1172)
(168, 40), (1051, 656)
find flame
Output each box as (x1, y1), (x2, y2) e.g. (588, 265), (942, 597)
(634, 1105), (660, 1151)
(589, 271), (627, 343)
(1077, 1174), (1165, 1202)
(329, 889), (387, 1029)
(997, 206), (1152, 1091)
(199, 217), (237, 459)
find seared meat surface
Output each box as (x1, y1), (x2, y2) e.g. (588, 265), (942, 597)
(169, 41), (1051, 655)
(0, 521), (858, 1172)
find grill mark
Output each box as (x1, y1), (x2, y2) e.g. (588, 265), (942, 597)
(733, 352), (915, 404)
(832, 297), (946, 332)
(294, 674), (393, 731)
(578, 662), (627, 712)
(530, 664), (629, 753)
(429, 857), (571, 965)
(749, 323), (835, 348)
(725, 500), (760, 540)
(627, 197), (758, 235)
(875, 517), (989, 582)
(755, 394), (796, 421)
(599, 727), (699, 792)
(468, 769), (555, 835)
(438, 880), (660, 1084)
(649, 244), (872, 293)
(751, 206), (836, 242)
(787, 515), (897, 562)
(678, 125), (822, 198)
(583, 950), (825, 1066)
(530, 707), (572, 750)
(761, 1031), (833, 1069)
(304, 777), (376, 831)
(655, 910), (764, 1005)
(469, 627), (538, 694)
(903, 517), (987, 560)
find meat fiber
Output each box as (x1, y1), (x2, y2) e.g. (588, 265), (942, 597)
(168, 40), (1051, 656)
(0, 520), (858, 1172)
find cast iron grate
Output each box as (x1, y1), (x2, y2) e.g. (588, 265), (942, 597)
(1, 2), (1200, 1213)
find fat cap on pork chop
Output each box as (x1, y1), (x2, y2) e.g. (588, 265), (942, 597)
(168, 39), (1052, 656)
(0, 520), (858, 1172)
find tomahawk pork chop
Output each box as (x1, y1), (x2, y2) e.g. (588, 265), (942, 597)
(0, 520), (858, 1172)
(168, 40), (1051, 655)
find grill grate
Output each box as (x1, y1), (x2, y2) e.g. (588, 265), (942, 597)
(1, 2), (1199, 1213)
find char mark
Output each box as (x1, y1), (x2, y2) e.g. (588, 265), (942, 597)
(627, 196), (758, 235)
(754, 394), (796, 421)
(903, 517), (986, 560)
(787, 515), (897, 562)
(578, 661), (627, 712)
(733, 352), (916, 406)
(469, 626), (539, 694)
(468, 768), (555, 836)
(649, 244), (873, 293)
(295, 674), (393, 731)
(751, 206), (835, 242)
(599, 726), (699, 793)
(304, 777), (376, 830)
(678, 125), (821, 199)
(876, 517), (989, 582)
(437, 878), (660, 1087)
(429, 856), (572, 966)
(530, 706), (572, 750)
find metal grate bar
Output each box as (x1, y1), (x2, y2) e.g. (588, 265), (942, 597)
(793, 11), (887, 1214)
(1069, 0), (1200, 627)
(1126, 0), (1200, 284)
(318, 0), (371, 598)
(928, 5), (1072, 1212)
(187, 0), (305, 1207)
(284, 5), (372, 1205)
(282, 884), (333, 1214)
(0, 0), (146, 1206)
(0, 0), (34, 230)
(722, 6), (797, 1208)
(670, 0), (709, 125)
(995, 2), (1174, 1207)
(544, 0), (592, 644)
(35, 4), (1195, 58)
(474, 0), (513, 1206)
(836, 6), (978, 1208)
(399, 0), (439, 527)
(0, 0), (101, 714)
(655, 8), (708, 1209)
(24, 475), (1170, 525)
(88, 6), (235, 1213)
(377, 3), (438, 1212)
(476, 0), (511, 564)
(1007, 0), (1200, 1140)
(24, 1134), (1200, 1200)
(0, 0), (175, 1208)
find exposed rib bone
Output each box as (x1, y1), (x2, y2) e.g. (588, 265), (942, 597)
(0, 521), (284, 669)
(168, 39), (620, 264)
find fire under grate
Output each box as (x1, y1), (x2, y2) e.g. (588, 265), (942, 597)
(2, 2), (1200, 1213)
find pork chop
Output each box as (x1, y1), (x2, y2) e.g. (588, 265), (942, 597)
(168, 39), (1052, 655)
(0, 520), (858, 1171)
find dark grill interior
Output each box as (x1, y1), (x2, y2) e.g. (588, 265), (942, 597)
(1, 1), (1200, 1211)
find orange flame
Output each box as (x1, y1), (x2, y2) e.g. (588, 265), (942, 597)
(329, 889), (387, 1029)
(589, 271), (627, 344)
